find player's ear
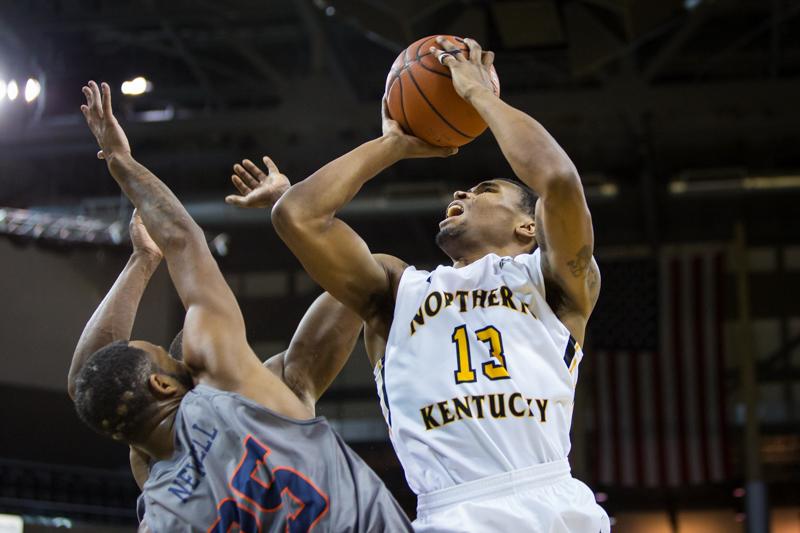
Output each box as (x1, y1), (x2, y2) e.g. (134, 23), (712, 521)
(148, 373), (182, 398)
(515, 220), (535, 243)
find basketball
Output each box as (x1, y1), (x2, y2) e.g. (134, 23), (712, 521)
(385, 35), (500, 148)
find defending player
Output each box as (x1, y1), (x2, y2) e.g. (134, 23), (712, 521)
(267, 37), (609, 532)
(68, 211), (371, 493)
(73, 81), (412, 532)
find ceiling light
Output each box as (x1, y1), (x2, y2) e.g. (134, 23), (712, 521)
(7, 80), (18, 101)
(121, 76), (152, 96)
(24, 78), (41, 102)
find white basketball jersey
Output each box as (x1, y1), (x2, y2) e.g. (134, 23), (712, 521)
(375, 249), (584, 495)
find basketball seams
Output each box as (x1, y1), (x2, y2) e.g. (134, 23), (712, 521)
(397, 74), (417, 138)
(405, 67), (474, 141)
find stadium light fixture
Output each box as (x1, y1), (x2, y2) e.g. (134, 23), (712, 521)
(24, 78), (41, 102)
(7, 80), (18, 101)
(121, 76), (152, 96)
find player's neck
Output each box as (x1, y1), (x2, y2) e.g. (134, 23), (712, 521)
(135, 405), (179, 461)
(450, 243), (527, 268)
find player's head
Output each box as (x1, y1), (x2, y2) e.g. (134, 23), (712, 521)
(73, 339), (193, 444)
(436, 178), (538, 261)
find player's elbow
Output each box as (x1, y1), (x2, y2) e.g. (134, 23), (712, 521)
(541, 169), (586, 205)
(271, 194), (322, 240)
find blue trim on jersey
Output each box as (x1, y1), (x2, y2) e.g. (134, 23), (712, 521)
(563, 335), (577, 368)
(380, 355), (392, 427)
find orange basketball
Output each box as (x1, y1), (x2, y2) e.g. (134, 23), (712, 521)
(385, 35), (500, 147)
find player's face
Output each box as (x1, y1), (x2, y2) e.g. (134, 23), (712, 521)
(436, 179), (528, 257)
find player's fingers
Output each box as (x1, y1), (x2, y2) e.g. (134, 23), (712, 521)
(89, 81), (104, 118)
(80, 105), (90, 120)
(82, 86), (93, 109)
(435, 36), (464, 60)
(233, 164), (258, 190)
(263, 156), (279, 175)
(430, 47), (457, 68)
(225, 195), (247, 207)
(482, 50), (495, 66)
(231, 174), (252, 196)
(101, 82), (113, 117)
(464, 38), (483, 64)
(241, 159), (267, 184)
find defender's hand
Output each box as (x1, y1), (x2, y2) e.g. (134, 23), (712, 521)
(380, 97), (457, 158)
(430, 37), (496, 102)
(129, 209), (162, 260)
(80, 81), (131, 161)
(225, 156), (291, 209)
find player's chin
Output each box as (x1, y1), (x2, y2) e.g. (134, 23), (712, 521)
(438, 215), (464, 230)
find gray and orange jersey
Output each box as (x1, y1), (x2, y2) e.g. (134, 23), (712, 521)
(137, 384), (411, 532)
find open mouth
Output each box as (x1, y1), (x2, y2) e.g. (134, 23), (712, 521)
(445, 203), (464, 218)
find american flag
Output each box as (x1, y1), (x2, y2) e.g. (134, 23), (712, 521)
(588, 248), (732, 488)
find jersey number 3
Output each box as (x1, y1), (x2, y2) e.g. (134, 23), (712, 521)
(452, 324), (511, 384)
(209, 435), (329, 533)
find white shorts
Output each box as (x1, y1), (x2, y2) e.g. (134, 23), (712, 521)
(413, 459), (610, 533)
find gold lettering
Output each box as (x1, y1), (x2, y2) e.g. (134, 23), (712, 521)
(443, 292), (455, 307)
(499, 286), (517, 310)
(508, 393), (527, 417)
(420, 404), (441, 430)
(472, 395), (486, 418)
(453, 396), (473, 420)
(424, 292), (443, 317)
(410, 308), (425, 335)
(487, 288), (499, 306)
(488, 393), (506, 418)
(437, 401), (456, 425)
(472, 289), (488, 308)
(455, 291), (469, 312)
(535, 398), (549, 422)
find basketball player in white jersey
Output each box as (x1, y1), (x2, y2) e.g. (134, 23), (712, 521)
(260, 36), (609, 531)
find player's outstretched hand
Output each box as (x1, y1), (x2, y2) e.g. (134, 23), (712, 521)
(381, 97), (458, 158)
(225, 156), (291, 209)
(430, 37), (496, 102)
(129, 209), (163, 260)
(80, 81), (131, 161)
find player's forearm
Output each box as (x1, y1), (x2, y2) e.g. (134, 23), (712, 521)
(105, 153), (204, 252)
(68, 251), (160, 399)
(272, 136), (402, 231)
(282, 292), (363, 404)
(467, 89), (579, 194)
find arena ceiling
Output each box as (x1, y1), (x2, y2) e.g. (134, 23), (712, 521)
(0, 0), (798, 258)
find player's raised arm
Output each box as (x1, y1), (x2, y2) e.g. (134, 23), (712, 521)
(270, 106), (454, 323)
(68, 211), (162, 400)
(262, 292), (363, 411)
(432, 38), (599, 316)
(79, 81), (253, 383)
(223, 163), (367, 406)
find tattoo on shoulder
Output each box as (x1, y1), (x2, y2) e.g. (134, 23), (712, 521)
(566, 245), (592, 278)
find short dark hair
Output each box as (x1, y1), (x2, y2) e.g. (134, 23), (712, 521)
(497, 178), (537, 219)
(73, 340), (156, 442)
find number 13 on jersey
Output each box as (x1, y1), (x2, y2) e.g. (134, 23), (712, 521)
(452, 324), (511, 384)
